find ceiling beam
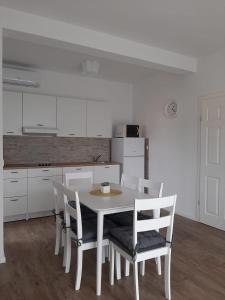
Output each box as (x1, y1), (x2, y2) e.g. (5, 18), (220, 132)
(0, 6), (197, 73)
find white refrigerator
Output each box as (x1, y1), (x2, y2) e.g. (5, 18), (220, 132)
(111, 138), (145, 178)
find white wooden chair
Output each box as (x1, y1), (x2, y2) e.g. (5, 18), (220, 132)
(123, 177), (164, 277)
(110, 195), (177, 300)
(52, 180), (65, 256)
(65, 171), (93, 189)
(121, 173), (139, 190)
(138, 178), (164, 276)
(62, 185), (110, 290)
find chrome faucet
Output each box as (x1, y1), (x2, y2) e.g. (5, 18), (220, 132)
(93, 154), (103, 162)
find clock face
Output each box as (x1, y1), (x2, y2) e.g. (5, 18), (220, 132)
(165, 101), (178, 118)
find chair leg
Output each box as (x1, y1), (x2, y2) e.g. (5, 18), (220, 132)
(110, 244), (115, 286)
(125, 259), (130, 277)
(102, 245), (106, 264)
(134, 262), (139, 300)
(75, 248), (83, 290)
(62, 232), (67, 267)
(54, 222), (61, 255)
(116, 252), (121, 280)
(61, 230), (65, 247)
(65, 231), (71, 273)
(156, 256), (162, 275)
(140, 261), (145, 276)
(165, 250), (171, 300)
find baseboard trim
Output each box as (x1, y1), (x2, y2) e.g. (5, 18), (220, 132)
(0, 256), (6, 264)
(175, 211), (197, 221)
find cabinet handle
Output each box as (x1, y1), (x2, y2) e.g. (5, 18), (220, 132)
(97, 134), (103, 137)
(6, 131), (14, 134)
(10, 198), (19, 202)
(42, 169), (50, 172)
(69, 133), (76, 136)
(10, 180), (18, 183)
(104, 166), (110, 168)
(42, 178), (50, 181)
(76, 168), (82, 171)
(37, 124), (44, 127)
(11, 171), (18, 174)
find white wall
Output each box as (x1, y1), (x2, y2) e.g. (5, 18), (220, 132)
(133, 47), (225, 220)
(6, 69), (133, 128)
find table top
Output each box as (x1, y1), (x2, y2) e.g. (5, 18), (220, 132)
(69, 184), (150, 214)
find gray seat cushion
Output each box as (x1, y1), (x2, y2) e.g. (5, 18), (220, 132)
(110, 226), (166, 256)
(71, 218), (118, 243)
(107, 211), (151, 226)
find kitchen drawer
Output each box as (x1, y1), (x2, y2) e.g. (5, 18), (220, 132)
(4, 169), (27, 179)
(63, 166), (93, 175)
(4, 196), (27, 217)
(4, 178), (27, 197)
(28, 168), (62, 178)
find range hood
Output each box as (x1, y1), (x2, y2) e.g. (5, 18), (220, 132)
(22, 126), (58, 135)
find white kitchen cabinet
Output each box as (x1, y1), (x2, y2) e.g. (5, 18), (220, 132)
(23, 93), (57, 128)
(57, 97), (86, 137)
(87, 101), (112, 138)
(63, 166), (94, 184)
(28, 175), (62, 214)
(4, 196), (27, 218)
(3, 91), (22, 135)
(3, 169), (28, 221)
(94, 165), (120, 184)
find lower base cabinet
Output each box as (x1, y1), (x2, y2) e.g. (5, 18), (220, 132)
(28, 175), (62, 215)
(4, 196), (27, 220)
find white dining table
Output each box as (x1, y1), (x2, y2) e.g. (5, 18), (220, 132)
(70, 183), (149, 296)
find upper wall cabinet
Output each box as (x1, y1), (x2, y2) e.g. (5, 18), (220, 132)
(87, 101), (112, 138)
(3, 91), (22, 135)
(23, 93), (57, 128)
(57, 97), (86, 137)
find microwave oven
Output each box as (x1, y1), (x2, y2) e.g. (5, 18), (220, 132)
(115, 124), (142, 137)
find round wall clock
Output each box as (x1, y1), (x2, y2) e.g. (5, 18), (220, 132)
(164, 101), (178, 118)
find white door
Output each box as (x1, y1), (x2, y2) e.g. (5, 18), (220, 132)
(123, 156), (144, 178)
(87, 101), (112, 138)
(123, 138), (145, 156)
(200, 94), (225, 230)
(57, 97), (87, 137)
(3, 91), (22, 135)
(23, 93), (57, 128)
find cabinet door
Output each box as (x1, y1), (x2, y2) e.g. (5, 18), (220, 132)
(94, 165), (120, 184)
(23, 93), (57, 128)
(57, 97), (86, 137)
(87, 101), (112, 138)
(28, 175), (62, 214)
(3, 91), (22, 135)
(4, 196), (27, 217)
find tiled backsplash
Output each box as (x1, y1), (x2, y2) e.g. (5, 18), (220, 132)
(3, 136), (110, 165)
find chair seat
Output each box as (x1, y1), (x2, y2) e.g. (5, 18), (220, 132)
(107, 211), (151, 226)
(71, 218), (118, 244)
(110, 226), (166, 256)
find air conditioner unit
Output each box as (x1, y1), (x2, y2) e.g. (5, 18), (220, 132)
(3, 67), (40, 88)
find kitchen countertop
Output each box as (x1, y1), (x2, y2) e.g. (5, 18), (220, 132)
(4, 161), (120, 170)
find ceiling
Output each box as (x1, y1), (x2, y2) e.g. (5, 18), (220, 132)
(1, 0), (225, 57)
(3, 37), (156, 83)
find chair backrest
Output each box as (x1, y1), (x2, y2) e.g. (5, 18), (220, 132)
(65, 171), (93, 190)
(121, 173), (139, 190)
(133, 195), (177, 249)
(52, 180), (64, 214)
(138, 178), (164, 197)
(62, 185), (83, 240)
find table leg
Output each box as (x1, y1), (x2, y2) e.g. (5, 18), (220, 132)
(97, 211), (104, 296)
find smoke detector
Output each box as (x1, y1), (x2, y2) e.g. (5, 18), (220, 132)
(81, 60), (100, 77)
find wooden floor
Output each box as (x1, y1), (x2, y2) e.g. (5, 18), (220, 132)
(1, 215), (225, 300)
